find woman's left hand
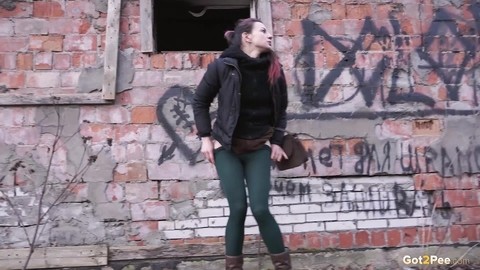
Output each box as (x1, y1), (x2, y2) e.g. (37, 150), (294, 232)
(271, 144), (288, 162)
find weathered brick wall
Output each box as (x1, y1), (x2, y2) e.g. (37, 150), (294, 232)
(0, 0), (479, 258)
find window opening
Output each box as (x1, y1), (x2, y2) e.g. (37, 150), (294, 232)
(154, 0), (251, 51)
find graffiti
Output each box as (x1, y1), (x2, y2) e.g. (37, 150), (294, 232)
(155, 4), (480, 164)
(293, 5), (479, 114)
(273, 180), (311, 202)
(311, 141), (480, 177)
(272, 179), (434, 218)
(156, 85), (216, 165)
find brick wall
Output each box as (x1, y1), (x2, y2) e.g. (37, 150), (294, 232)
(0, 0), (479, 258)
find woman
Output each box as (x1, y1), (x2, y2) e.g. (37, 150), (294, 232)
(193, 18), (291, 270)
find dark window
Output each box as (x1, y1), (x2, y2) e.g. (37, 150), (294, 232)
(154, 0), (250, 51)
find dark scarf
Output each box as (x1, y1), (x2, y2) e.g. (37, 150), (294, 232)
(220, 46), (270, 70)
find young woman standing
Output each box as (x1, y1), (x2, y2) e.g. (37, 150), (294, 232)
(193, 18), (291, 270)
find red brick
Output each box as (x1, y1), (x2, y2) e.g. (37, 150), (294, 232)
(114, 162), (148, 182)
(346, 4), (373, 19)
(418, 227), (434, 245)
(338, 232), (353, 249)
(17, 53), (33, 70)
(33, 1), (64, 17)
(131, 200), (169, 221)
(151, 54), (165, 69)
(326, 53), (341, 69)
(291, 5), (310, 20)
(0, 37), (28, 52)
(457, 207), (480, 224)
(200, 54), (215, 68)
(165, 52), (182, 69)
(320, 232), (339, 249)
(414, 174), (445, 190)
(79, 123), (115, 143)
(355, 231), (370, 247)
(464, 225), (477, 241)
(53, 53), (71, 70)
(0, 2), (33, 17)
(402, 228), (417, 245)
(444, 190), (466, 207)
(464, 190), (479, 206)
(435, 227), (448, 243)
(288, 233), (305, 250)
(305, 232), (321, 249)
(48, 18), (84, 34)
(129, 221), (158, 241)
(122, 1), (140, 16)
(64, 35), (97, 51)
(34, 52), (53, 70)
(381, 119), (413, 138)
(285, 20), (303, 36)
(160, 181), (194, 202)
(449, 225), (465, 242)
(133, 53), (149, 69)
(0, 72), (25, 89)
(114, 125), (150, 143)
(131, 106), (156, 124)
(120, 33), (140, 50)
(29, 35), (64, 52)
(321, 20), (345, 36)
(386, 229), (401, 247)
(331, 4), (346, 19)
(125, 182), (158, 203)
(0, 53), (16, 69)
(370, 231), (386, 247)
(71, 52), (97, 68)
(413, 119), (442, 136)
(374, 4), (393, 20)
(79, 19), (91, 34)
(271, 1), (291, 20)
(65, 0), (97, 18)
(187, 53), (200, 69)
(94, 106), (128, 124)
(26, 71), (60, 88)
(167, 239), (184, 245)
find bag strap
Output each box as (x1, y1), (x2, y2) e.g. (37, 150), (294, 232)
(275, 128), (322, 140)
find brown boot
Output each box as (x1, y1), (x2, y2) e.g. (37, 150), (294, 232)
(270, 250), (291, 270)
(225, 255), (243, 270)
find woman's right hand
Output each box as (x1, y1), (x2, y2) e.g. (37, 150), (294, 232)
(201, 137), (215, 164)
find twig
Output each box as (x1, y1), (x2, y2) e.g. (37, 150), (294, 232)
(449, 242), (479, 269)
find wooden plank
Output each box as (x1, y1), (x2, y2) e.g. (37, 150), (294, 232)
(140, 0), (154, 52)
(110, 242), (264, 261)
(0, 245), (108, 269)
(250, 0), (257, 18)
(256, 0), (274, 47)
(102, 0), (122, 100)
(0, 93), (113, 105)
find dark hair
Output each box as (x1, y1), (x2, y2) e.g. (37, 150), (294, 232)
(224, 18), (281, 87)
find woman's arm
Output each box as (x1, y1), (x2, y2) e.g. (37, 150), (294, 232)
(193, 60), (221, 138)
(270, 69), (288, 145)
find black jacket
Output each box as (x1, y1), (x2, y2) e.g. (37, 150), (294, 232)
(193, 57), (288, 151)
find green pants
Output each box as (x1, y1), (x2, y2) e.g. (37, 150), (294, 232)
(214, 145), (285, 256)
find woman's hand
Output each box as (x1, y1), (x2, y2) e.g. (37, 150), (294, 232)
(271, 144), (288, 162)
(201, 137), (215, 164)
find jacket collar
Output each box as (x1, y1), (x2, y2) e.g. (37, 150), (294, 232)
(222, 57), (238, 67)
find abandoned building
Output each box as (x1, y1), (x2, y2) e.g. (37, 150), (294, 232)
(0, 0), (479, 269)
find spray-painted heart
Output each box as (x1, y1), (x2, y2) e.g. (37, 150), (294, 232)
(156, 84), (216, 166)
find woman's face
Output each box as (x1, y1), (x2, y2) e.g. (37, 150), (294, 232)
(244, 22), (273, 52)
